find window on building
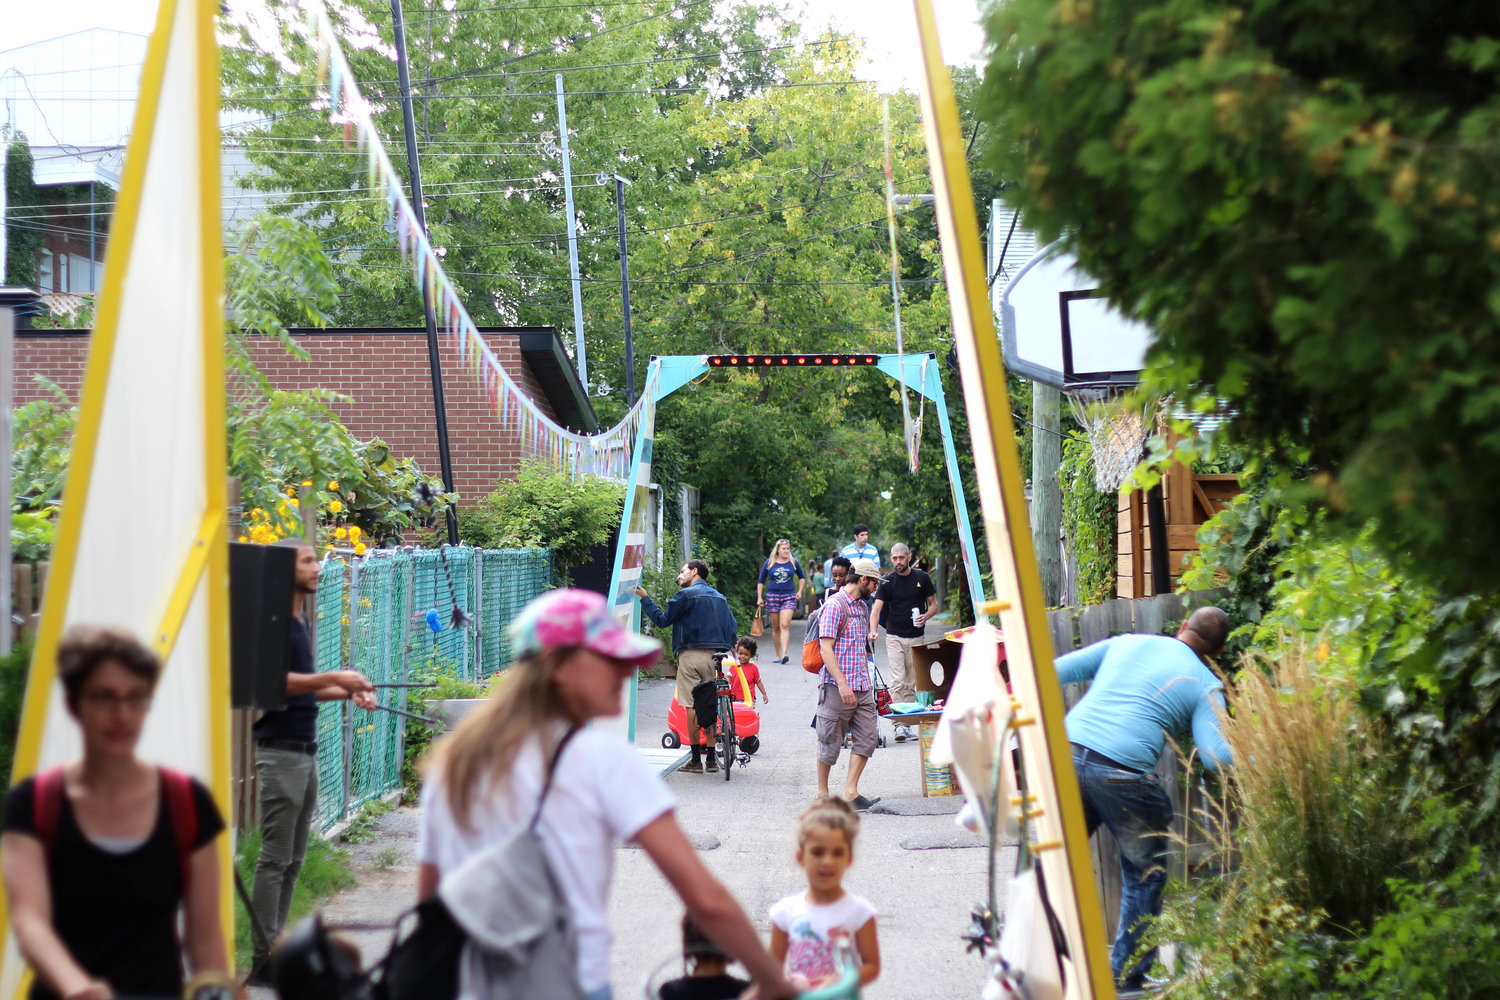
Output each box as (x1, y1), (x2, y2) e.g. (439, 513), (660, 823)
(58, 254), (70, 293)
(38, 250), (54, 292)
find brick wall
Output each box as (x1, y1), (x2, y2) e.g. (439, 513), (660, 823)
(12, 328), (570, 505)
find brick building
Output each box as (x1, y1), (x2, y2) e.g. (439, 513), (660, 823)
(12, 325), (597, 505)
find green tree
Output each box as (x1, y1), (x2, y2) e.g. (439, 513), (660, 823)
(980, 0), (1500, 599)
(3, 136), (43, 287)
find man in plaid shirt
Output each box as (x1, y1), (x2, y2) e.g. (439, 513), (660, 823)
(815, 558), (885, 810)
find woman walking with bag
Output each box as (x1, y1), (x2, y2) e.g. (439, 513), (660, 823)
(417, 589), (798, 1000)
(756, 539), (806, 664)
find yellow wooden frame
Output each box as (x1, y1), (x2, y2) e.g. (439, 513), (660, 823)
(909, 2), (1115, 998)
(0, 0), (234, 985)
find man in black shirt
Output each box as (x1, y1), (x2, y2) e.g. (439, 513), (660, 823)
(249, 539), (377, 982)
(867, 542), (937, 742)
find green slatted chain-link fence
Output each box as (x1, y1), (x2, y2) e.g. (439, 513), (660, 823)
(306, 546), (552, 830)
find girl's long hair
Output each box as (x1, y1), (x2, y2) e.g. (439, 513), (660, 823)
(426, 646), (575, 832)
(768, 538), (793, 564)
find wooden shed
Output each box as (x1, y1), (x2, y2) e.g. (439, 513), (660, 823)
(1116, 467), (1240, 598)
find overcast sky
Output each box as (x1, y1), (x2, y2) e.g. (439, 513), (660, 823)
(5, 0), (986, 90)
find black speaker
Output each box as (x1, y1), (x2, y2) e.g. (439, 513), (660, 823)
(229, 542), (295, 710)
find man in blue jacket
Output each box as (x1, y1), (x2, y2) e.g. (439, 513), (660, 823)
(1054, 606), (1232, 997)
(636, 559), (738, 772)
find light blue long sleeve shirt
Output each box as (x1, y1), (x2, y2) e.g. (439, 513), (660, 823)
(1055, 633), (1232, 772)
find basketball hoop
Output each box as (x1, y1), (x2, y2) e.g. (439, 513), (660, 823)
(1065, 389), (1155, 492)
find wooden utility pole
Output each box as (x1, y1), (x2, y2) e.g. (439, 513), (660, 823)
(1031, 381), (1063, 606)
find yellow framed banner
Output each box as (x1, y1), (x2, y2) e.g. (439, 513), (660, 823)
(0, 0), (233, 995)
(908, 2), (1116, 998)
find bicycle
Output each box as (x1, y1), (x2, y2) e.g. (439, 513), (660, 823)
(712, 656), (747, 782)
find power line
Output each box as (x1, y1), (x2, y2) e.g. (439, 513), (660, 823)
(224, 78), (868, 104)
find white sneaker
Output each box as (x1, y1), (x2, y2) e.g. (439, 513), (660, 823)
(894, 725), (909, 742)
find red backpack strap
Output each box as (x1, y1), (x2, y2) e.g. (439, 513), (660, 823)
(32, 767), (67, 860)
(158, 768), (199, 895)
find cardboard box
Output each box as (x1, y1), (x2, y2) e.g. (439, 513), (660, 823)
(911, 638), (963, 701)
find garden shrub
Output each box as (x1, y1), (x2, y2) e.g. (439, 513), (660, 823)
(399, 661), (485, 803)
(0, 641), (32, 780)
(458, 462), (624, 582)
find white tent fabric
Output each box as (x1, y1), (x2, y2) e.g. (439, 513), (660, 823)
(0, 0), (228, 995)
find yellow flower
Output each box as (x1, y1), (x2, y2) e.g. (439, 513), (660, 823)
(286, 487), (297, 498)
(328, 499), (344, 514)
(302, 479), (313, 487)
(348, 526), (362, 540)
(328, 481), (340, 491)
(238, 534), (248, 543)
(334, 527), (348, 539)
(354, 542), (367, 556)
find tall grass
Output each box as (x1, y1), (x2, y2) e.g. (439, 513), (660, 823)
(1160, 643), (1417, 998)
(1221, 645), (1411, 931)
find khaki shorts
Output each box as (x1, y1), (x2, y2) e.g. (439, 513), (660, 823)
(815, 683), (878, 764)
(675, 649), (719, 707)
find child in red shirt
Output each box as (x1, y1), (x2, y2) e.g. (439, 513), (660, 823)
(733, 637), (769, 705)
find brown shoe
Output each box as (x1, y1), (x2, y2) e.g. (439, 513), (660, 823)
(680, 758), (704, 773)
(705, 754), (719, 773)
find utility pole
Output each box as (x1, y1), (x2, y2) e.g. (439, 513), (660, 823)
(613, 174), (635, 406)
(390, 0), (458, 544)
(556, 75), (587, 390)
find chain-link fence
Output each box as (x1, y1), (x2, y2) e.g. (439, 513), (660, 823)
(304, 545), (552, 830)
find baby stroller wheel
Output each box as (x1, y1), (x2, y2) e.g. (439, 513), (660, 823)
(740, 735), (760, 754)
(661, 732), (680, 749)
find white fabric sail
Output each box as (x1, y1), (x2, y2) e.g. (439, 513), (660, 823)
(0, 0), (232, 994)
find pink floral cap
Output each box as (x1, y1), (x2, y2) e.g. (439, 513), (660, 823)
(510, 588), (662, 668)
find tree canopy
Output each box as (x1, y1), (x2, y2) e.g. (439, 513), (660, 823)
(980, 0), (1500, 597)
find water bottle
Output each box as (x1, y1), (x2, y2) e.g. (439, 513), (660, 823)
(911, 607), (922, 628)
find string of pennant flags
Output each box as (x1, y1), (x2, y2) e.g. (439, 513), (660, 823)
(303, 0), (647, 479)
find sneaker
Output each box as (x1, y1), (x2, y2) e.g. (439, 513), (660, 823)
(705, 754), (719, 773)
(680, 758), (704, 773)
(894, 725), (908, 742)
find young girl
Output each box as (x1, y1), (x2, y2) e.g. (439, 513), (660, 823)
(768, 797), (881, 988)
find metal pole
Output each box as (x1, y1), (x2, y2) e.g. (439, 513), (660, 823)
(556, 76), (587, 391)
(391, 0), (459, 545)
(614, 175), (635, 406)
(0, 141), (8, 283)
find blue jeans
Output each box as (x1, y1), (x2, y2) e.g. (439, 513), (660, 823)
(1072, 748), (1174, 988)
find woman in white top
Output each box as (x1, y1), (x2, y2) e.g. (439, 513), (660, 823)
(417, 588), (797, 1000)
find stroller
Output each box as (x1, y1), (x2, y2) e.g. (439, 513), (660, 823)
(662, 653), (762, 776)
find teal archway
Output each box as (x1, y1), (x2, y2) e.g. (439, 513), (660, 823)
(603, 353), (987, 739)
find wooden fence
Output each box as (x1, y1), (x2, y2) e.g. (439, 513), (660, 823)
(12, 562), (47, 642)
(1045, 589), (1227, 944)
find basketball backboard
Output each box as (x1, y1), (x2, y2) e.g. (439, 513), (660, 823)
(996, 239), (1152, 390)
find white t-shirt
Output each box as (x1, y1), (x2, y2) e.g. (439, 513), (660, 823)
(417, 726), (675, 992)
(768, 890), (878, 982)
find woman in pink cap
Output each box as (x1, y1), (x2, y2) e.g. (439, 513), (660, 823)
(416, 588), (797, 1000)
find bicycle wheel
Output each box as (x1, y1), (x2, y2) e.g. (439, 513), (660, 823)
(718, 693), (736, 781)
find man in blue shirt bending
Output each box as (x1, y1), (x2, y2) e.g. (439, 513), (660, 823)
(1054, 606), (1232, 997)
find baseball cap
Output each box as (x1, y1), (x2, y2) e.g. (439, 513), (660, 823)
(850, 558), (883, 580)
(509, 589), (662, 668)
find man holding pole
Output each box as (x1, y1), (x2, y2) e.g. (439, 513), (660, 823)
(247, 539), (378, 984)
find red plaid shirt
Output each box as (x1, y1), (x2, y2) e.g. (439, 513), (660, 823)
(818, 590), (872, 690)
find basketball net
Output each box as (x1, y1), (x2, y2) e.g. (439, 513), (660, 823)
(1065, 390), (1155, 492)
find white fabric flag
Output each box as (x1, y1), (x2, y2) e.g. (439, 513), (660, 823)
(0, 0), (231, 994)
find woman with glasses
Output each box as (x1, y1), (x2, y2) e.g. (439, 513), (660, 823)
(1, 626), (228, 1000)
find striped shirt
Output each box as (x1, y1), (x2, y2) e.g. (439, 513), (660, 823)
(840, 541), (880, 565)
(818, 590), (872, 690)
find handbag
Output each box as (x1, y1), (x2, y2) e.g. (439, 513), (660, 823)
(871, 651), (893, 717)
(749, 613), (764, 637)
(802, 595), (854, 674)
(271, 730), (582, 1000)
